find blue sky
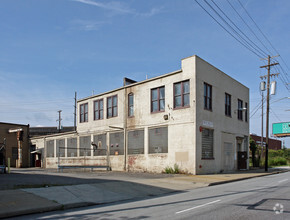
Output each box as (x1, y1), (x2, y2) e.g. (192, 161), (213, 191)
(0, 0), (289, 146)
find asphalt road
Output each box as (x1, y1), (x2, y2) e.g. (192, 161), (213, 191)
(11, 172), (289, 220)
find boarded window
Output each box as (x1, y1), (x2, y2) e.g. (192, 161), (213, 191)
(109, 132), (124, 155)
(202, 128), (214, 159)
(128, 129), (144, 154)
(80, 136), (91, 156)
(93, 134), (107, 156)
(46, 140), (54, 157)
(224, 142), (234, 170)
(149, 127), (168, 154)
(56, 139), (65, 157)
(67, 138), (77, 157)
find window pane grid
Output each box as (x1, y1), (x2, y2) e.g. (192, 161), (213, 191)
(204, 83), (212, 110)
(225, 93), (231, 116)
(80, 103), (88, 123)
(94, 99), (103, 120)
(151, 87), (165, 112)
(238, 99), (243, 120)
(174, 80), (190, 108)
(107, 95), (118, 118)
(128, 93), (134, 117)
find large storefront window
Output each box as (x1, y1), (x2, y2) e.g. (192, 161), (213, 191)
(149, 127), (168, 154)
(109, 132), (124, 155)
(128, 129), (144, 154)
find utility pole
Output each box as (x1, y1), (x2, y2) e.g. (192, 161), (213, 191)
(261, 92), (264, 156)
(260, 55), (279, 171)
(57, 110), (62, 132)
(74, 92), (77, 131)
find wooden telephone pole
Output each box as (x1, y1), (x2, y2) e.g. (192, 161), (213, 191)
(260, 55), (279, 171)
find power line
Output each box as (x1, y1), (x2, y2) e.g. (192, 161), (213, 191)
(270, 108), (282, 122)
(209, 0), (268, 57)
(194, 0), (262, 58)
(226, 0), (272, 56)
(237, 0), (290, 88)
(237, 0), (278, 55)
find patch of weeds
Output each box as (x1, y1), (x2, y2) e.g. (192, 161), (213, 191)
(164, 164), (181, 174)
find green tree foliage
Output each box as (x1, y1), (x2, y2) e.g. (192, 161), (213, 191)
(249, 137), (257, 167)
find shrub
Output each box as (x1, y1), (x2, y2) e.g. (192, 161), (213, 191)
(269, 157), (287, 166)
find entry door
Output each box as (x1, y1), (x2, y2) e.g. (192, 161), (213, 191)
(238, 151), (247, 170)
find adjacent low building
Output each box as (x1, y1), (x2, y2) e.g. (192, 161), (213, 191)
(0, 122), (30, 168)
(250, 134), (282, 150)
(31, 55), (249, 174)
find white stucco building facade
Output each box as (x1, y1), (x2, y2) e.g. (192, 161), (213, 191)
(31, 55), (249, 174)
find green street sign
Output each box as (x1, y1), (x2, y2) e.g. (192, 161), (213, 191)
(273, 122), (290, 135)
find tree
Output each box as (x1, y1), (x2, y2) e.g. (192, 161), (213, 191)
(250, 137), (257, 167)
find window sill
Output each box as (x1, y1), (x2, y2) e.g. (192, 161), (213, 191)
(173, 105), (190, 110)
(204, 108), (212, 112)
(201, 158), (215, 160)
(107, 115), (118, 119)
(151, 110), (165, 114)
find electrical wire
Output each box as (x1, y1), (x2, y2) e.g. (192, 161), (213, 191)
(226, 0), (273, 56)
(209, 0), (268, 57)
(194, 0), (262, 58)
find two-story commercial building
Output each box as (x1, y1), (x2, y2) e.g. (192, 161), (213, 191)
(31, 55), (249, 174)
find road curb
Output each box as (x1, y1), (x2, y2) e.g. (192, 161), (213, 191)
(208, 170), (288, 186)
(0, 205), (64, 219)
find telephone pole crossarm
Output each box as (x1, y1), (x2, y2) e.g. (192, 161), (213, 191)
(260, 63), (279, 69)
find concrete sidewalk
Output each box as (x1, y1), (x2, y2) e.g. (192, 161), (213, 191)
(0, 167), (288, 219)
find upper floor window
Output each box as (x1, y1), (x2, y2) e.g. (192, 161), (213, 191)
(238, 99), (243, 120)
(128, 93), (134, 117)
(204, 83), (212, 110)
(245, 102), (248, 122)
(174, 80), (190, 108)
(80, 103), (88, 123)
(107, 95), (118, 118)
(225, 93), (231, 117)
(94, 99), (103, 120)
(151, 86), (165, 113)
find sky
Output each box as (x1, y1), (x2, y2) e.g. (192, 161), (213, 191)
(0, 0), (289, 147)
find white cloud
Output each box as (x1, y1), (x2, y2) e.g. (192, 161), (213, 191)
(72, 0), (134, 14)
(72, 0), (162, 17)
(141, 7), (162, 17)
(70, 19), (109, 31)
